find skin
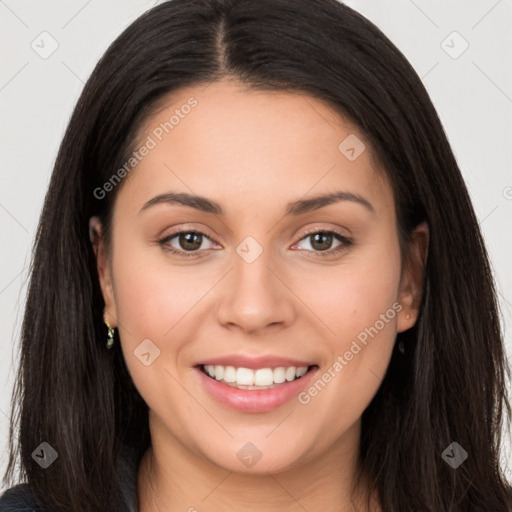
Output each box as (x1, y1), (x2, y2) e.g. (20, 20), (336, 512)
(90, 78), (428, 512)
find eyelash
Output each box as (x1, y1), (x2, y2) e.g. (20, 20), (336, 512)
(158, 228), (353, 258)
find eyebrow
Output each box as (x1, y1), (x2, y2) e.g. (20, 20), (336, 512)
(139, 190), (375, 216)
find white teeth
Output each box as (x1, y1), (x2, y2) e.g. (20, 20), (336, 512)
(223, 366), (236, 383)
(202, 364), (310, 387)
(273, 367), (286, 384)
(285, 367), (296, 381)
(296, 366), (308, 378)
(236, 367), (254, 386)
(254, 368), (273, 386)
(214, 365), (224, 380)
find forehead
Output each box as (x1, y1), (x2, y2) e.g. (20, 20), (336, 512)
(117, 79), (392, 218)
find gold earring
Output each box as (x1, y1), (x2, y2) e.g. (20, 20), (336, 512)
(105, 321), (115, 349)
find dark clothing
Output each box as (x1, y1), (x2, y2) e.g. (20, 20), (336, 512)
(0, 445), (140, 511)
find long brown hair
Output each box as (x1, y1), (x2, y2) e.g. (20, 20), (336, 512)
(3, 0), (511, 510)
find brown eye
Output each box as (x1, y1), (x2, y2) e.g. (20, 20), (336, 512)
(177, 232), (203, 251)
(293, 230), (352, 257)
(309, 232), (334, 251)
(159, 230), (218, 257)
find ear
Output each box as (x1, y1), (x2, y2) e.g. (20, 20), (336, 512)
(396, 221), (429, 333)
(89, 216), (117, 327)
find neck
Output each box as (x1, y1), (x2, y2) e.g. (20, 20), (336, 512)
(137, 415), (381, 512)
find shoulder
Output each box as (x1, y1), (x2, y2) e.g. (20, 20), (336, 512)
(0, 444), (142, 512)
(0, 483), (44, 511)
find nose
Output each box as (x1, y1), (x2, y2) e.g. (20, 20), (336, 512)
(215, 244), (296, 335)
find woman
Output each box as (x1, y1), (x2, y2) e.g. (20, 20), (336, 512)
(1, 0), (511, 510)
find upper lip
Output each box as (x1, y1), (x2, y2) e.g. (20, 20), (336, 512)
(196, 354), (316, 370)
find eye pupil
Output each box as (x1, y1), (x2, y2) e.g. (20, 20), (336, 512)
(179, 232), (202, 251)
(311, 232), (332, 251)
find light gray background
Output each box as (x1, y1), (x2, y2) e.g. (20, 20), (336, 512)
(1, 0), (511, 491)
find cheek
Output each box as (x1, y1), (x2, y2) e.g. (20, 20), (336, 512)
(297, 239), (402, 407)
(111, 241), (204, 343)
(110, 244), (199, 414)
(310, 244), (402, 346)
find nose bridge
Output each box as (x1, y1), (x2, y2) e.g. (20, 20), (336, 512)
(232, 233), (278, 303)
(215, 233), (294, 332)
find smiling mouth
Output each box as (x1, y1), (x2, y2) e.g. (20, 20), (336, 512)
(199, 364), (318, 390)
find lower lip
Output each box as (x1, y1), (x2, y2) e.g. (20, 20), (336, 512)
(195, 366), (319, 413)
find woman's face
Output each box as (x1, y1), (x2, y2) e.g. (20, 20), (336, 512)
(92, 79), (424, 474)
